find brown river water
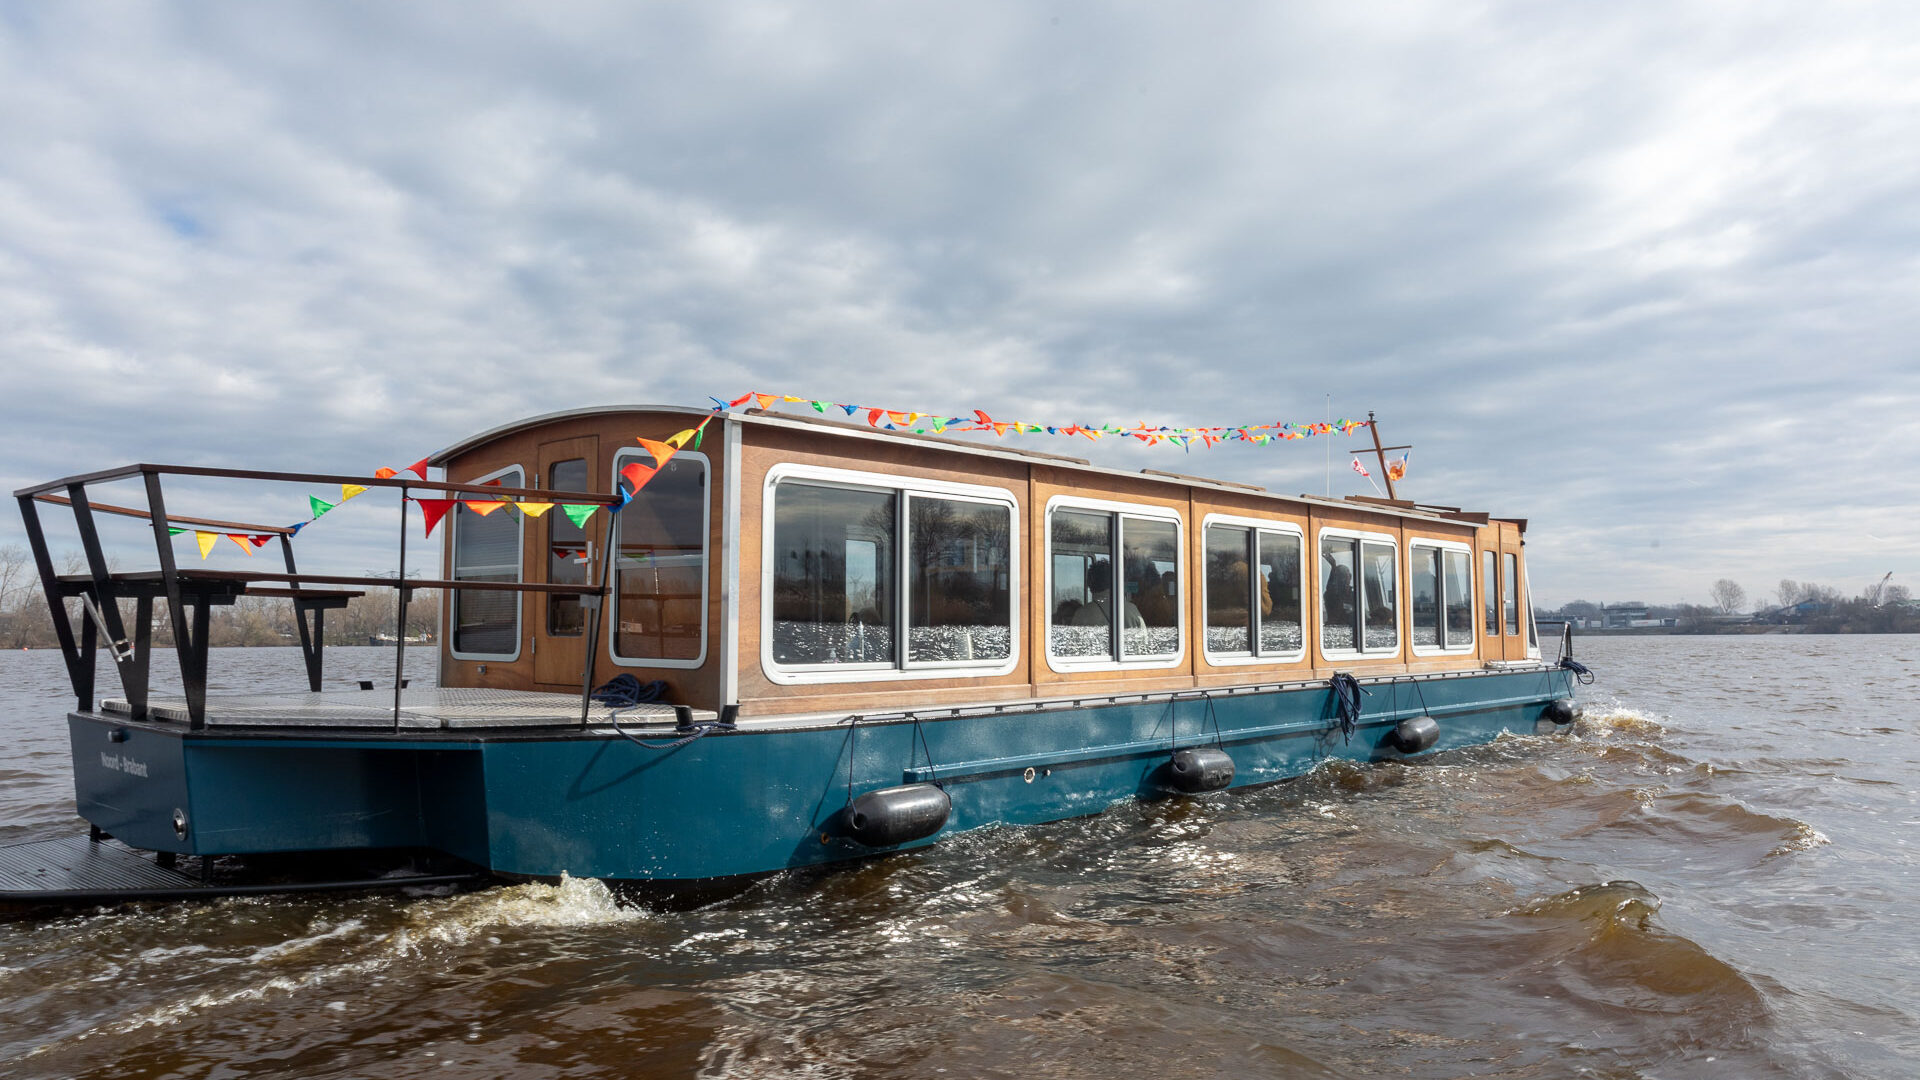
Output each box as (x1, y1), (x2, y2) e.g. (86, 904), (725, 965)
(0, 637), (1914, 1078)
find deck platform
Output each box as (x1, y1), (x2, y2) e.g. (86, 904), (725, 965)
(0, 836), (485, 904)
(99, 687), (712, 730)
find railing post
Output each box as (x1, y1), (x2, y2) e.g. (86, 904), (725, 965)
(17, 495), (89, 711)
(392, 484), (410, 731)
(143, 471), (203, 729)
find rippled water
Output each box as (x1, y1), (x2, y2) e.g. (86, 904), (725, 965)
(1, 638), (1915, 1078)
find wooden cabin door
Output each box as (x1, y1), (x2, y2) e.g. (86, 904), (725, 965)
(534, 435), (601, 687)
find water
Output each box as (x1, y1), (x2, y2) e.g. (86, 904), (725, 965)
(0, 638), (1915, 1078)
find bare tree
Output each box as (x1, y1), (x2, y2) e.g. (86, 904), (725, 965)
(1709, 579), (1747, 615)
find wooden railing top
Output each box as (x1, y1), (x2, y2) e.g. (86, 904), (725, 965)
(14, 463), (621, 503)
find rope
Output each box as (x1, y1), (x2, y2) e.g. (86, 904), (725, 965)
(909, 713), (944, 789)
(1329, 672), (1368, 745)
(1559, 657), (1595, 685)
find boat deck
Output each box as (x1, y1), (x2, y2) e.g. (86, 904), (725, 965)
(0, 836), (484, 905)
(99, 687), (711, 731)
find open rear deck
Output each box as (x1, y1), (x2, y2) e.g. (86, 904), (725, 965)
(98, 688), (713, 731)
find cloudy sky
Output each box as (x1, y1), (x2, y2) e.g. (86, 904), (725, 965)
(3, 1), (1916, 607)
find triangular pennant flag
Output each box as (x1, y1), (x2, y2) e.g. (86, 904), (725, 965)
(416, 498), (456, 537)
(561, 504), (598, 529)
(167, 527), (185, 536)
(288, 521), (305, 536)
(665, 427), (697, 450)
(752, 393), (776, 410)
(309, 496), (334, 518)
(621, 461), (657, 493)
(518, 502), (555, 518)
(463, 500), (505, 516)
(228, 534), (255, 555)
(340, 484), (367, 502)
(840, 404), (859, 416)
(405, 458), (430, 480)
(195, 531), (218, 559)
(249, 535), (274, 547)
(374, 467), (398, 479)
(635, 437), (679, 469)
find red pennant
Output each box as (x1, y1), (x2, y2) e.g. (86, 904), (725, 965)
(867, 408), (885, 428)
(621, 461), (657, 493)
(416, 499), (456, 537)
(248, 534), (273, 547)
(405, 458), (430, 480)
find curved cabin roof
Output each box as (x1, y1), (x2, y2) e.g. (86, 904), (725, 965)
(429, 403), (1505, 530)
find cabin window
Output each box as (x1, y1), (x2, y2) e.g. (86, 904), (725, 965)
(1203, 519), (1304, 661)
(908, 495), (1013, 665)
(1320, 531), (1398, 656)
(1047, 500), (1184, 666)
(1410, 540), (1474, 654)
(1504, 552), (1520, 636)
(1483, 550), (1498, 638)
(611, 450), (708, 666)
(449, 465), (524, 660)
(546, 457), (590, 637)
(764, 468), (1018, 680)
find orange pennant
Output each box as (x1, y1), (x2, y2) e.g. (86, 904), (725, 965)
(636, 437), (679, 469)
(621, 461), (658, 493)
(374, 467), (398, 479)
(463, 500), (505, 516)
(752, 393), (776, 410)
(228, 534), (255, 555)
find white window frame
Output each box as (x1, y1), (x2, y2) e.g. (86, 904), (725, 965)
(1316, 527), (1400, 663)
(1407, 537), (1476, 657)
(1043, 495), (1187, 674)
(447, 464), (525, 662)
(1200, 513), (1307, 667)
(607, 448), (711, 670)
(760, 464), (1021, 685)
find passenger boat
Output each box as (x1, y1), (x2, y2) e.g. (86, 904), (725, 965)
(5, 402), (1584, 901)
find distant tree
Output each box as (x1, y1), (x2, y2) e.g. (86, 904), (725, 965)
(1887, 584), (1913, 605)
(1777, 579), (1802, 608)
(1709, 579), (1747, 615)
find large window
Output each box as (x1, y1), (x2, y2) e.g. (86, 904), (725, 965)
(1410, 540), (1474, 653)
(1204, 519), (1304, 661)
(765, 468), (1015, 679)
(1047, 501), (1182, 666)
(1320, 531), (1398, 656)
(450, 465), (523, 659)
(612, 451), (708, 666)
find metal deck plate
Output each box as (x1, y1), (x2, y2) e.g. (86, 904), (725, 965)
(0, 836), (202, 900)
(100, 689), (707, 730)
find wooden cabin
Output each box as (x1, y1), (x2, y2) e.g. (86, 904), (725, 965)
(431, 406), (1539, 719)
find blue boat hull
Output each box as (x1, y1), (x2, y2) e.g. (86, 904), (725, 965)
(70, 667), (1577, 882)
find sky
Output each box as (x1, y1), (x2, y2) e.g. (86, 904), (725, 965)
(2, 1), (1917, 609)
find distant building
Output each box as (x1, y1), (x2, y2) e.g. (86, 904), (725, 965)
(1601, 603), (1647, 629)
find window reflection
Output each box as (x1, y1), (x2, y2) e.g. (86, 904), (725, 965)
(451, 467), (522, 657)
(546, 458), (589, 637)
(908, 496), (1012, 663)
(1320, 538), (1358, 652)
(1443, 549), (1473, 648)
(771, 484), (896, 665)
(1049, 509), (1116, 660)
(1123, 517), (1180, 658)
(1362, 541), (1398, 651)
(1256, 531), (1302, 655)
(615, 455), (706, 662)
(1205, 525), (1253, 655)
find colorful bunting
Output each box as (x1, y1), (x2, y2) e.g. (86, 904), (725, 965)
(340, 484), (367, 502)
(309, 496), (335, 518)
(195, 531), (218, 560)
(463, 500), (505, 516)
(228, 534), (255, 555)
(711, 392), (1375, 451)
(518, 502), (555, 518)
(560, 504), (598, 529)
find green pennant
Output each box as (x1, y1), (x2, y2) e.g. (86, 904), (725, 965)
(167, 527), (185, 536)
(309, 496), (334, 518)
(693, 425), (706, 450)
(810, 400), (827, 412)
(561, 503), (598, 529)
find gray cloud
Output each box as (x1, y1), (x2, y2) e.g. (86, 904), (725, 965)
(3, 1), (1916, 604)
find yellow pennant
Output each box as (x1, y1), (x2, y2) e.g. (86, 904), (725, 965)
(195, 531), (218, 559)
(341, 484), (368, 501)
(518, 502), (555, 518)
